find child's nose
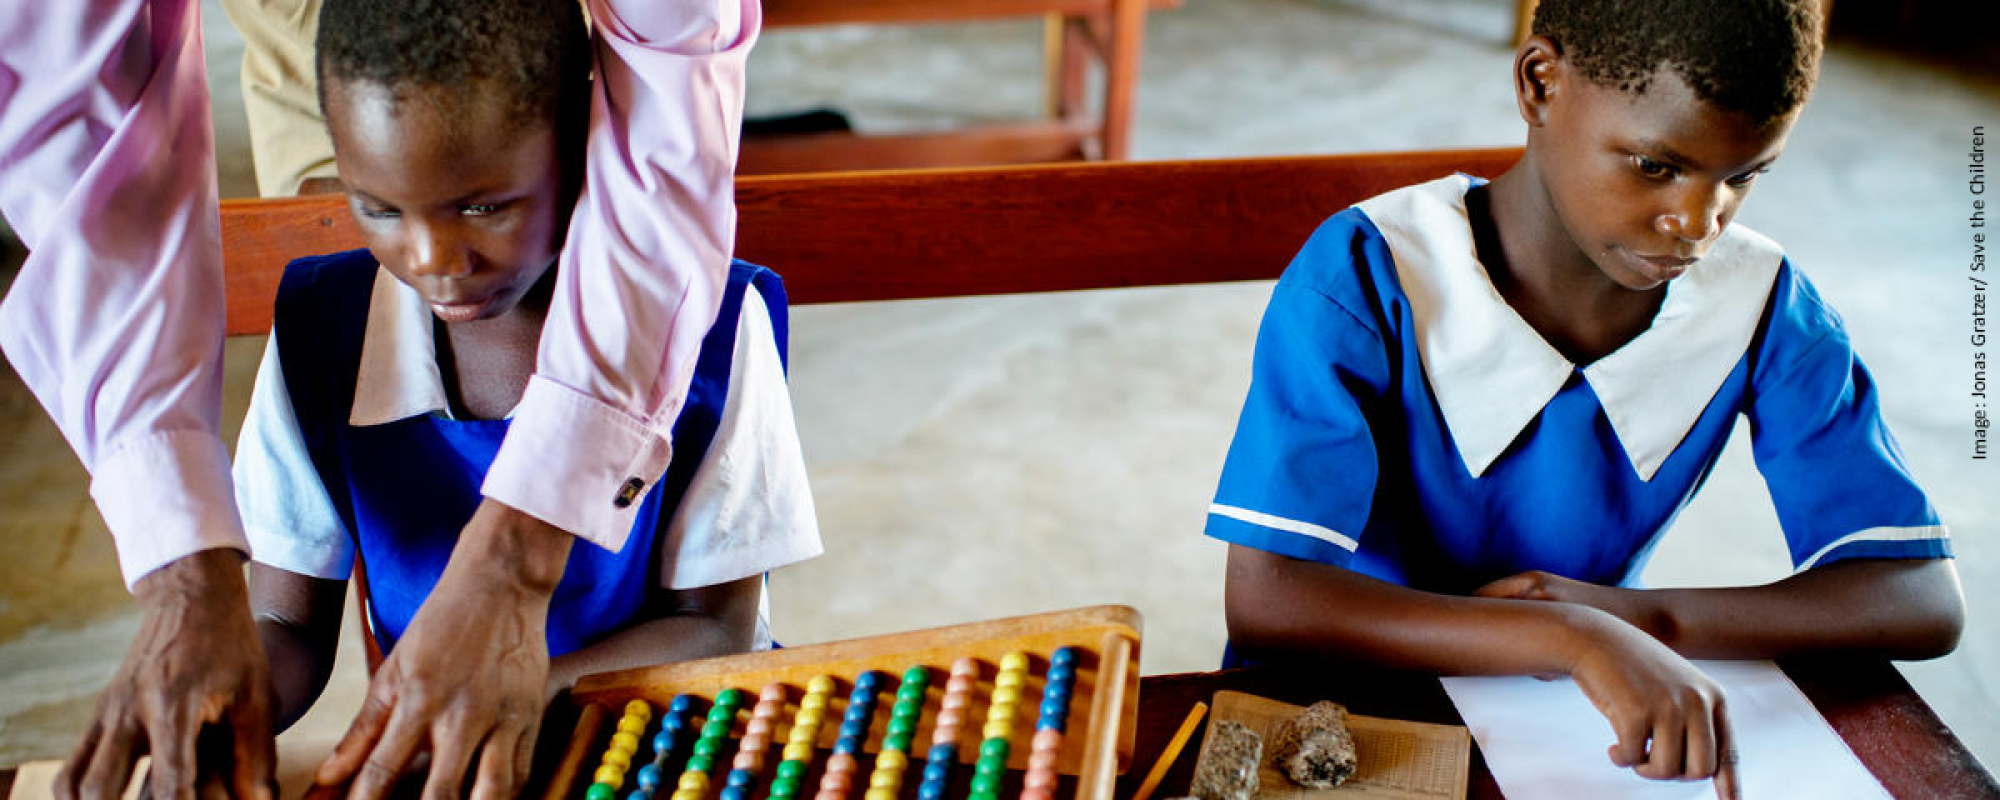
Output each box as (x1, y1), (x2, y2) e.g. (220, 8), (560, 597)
(406, 224), (474, 280)
(1655, 184), (1726, 244)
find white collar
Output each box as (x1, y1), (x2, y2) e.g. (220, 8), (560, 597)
(349, 267), (461, 425)
(1359, 175), (1783, 481)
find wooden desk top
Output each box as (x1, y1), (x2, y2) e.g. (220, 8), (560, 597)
(7, 658), (1992, 799)
(1115, 659), (1998, 800)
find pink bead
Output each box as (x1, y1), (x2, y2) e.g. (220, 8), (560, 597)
(762, 683), (789, 703)
(1033, 728), (1064, 751)
(1024, 769), (1059, 791)
(747, 718), (774, 738)
(935, 709), (963, 729)
(1021, 788), (1054, 800)
(951, 657), (979, 677)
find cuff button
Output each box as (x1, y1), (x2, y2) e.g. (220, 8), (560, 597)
(614, 477), (646, 508)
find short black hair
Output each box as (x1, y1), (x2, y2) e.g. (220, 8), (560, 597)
(1532, 0), (1823, 123)
(316, 0), (590, 131)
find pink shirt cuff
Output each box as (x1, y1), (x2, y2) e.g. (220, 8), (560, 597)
(484, 376), (677, 551)
(92, 429), (249, 587)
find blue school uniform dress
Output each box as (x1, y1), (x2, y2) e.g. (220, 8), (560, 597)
(1207, 175), (1950, 599)
(233, 251), (822, 656)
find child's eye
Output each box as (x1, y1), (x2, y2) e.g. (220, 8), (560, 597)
(461, 203), (503, 216)
(360, 207), (401, 220)
(1632, 156), (1676, 180)
(1725, 168), (1769, 188)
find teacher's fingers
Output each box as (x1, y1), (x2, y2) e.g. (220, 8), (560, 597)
(343, 703), (428, 800)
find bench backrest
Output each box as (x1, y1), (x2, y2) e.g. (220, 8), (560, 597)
(219, 147), (1521, 335)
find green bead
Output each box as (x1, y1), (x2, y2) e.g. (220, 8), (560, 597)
(703, 720), (731, 739)
(586, 783), (618, 800)
(883, 732), (914, 753)
(694, 737), (721, 758)
(770, 776), (801, 798)
(687, 755), (713, 774)
(776, 760), (806, 780)
(716, 688), (747, 709)
(975, 755), (1007, 775)
(980, 739), (1010, 760)
(970, 773), (1001, 795)
(891, 703), (922, 722)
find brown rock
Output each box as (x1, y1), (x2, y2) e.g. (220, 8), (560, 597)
(1190, 720), (1263, 800)
(1270, 701), (1358, 788)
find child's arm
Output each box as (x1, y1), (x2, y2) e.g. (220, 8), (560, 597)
(246, 562), (348, 733)
(546, 575), (764, 693)
(1226, 545), (1741, 796)
(1475, 558), (1964, 661)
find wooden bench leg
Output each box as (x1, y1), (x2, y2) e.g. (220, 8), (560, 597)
(1102, 0), (1146, 161)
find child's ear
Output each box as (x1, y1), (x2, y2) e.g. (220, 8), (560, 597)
(1513, 35), (1562, 128)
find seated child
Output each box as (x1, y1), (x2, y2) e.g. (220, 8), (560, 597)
(232, 0), (821, 732)
(1207, 0), (1964, 792)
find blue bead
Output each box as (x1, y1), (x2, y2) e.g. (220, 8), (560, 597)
(727, 770), (754, 789)
(1052, 647), (1078, 668)
(917, 783), (946, 800)
(670, 695), (697, 714)
(856, 671), (883, 692)
(840, 720), (868, 737)
(624, 790), (650, 800)
(1048, 664), (1075, 685)
(1040, 699), (1068, 719)
(637, 764), (664, 791)
(834, 738), (860, 756)
(923, 760), (951, 781)
(720, 788), (747, 800)
(652, 731), (674, 755)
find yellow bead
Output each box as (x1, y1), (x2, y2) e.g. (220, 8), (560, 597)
(679, 771), (711, 791)
(866, 788), (898, 800)
(995, 671), (1025, 690)
(783, 742), (815, 762)
(875, 749), (908, 771)
(625, 700), (654, 722)
(796, 708), (825, 730)
(618, 716), (647, 736)
(595, 765), (626, 787)
(801, 693), (828, 711)
(672, 791), (703, 800)
(1000, 652), (1030, 673)
(603, 748), (632, 770)
(984, 720), (1013, 740)
(988, 702), (1018, 722)
(807, 675), (837, 695)
(610, 732), (640, 754)
(991, 686), (1021, 707)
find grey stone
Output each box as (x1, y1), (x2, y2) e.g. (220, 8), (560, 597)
(1190, 720), (1263, 800)
(1271, 701), (1358, 788)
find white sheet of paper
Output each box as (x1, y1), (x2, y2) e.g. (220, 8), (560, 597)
(1441, 659), (1888, 800)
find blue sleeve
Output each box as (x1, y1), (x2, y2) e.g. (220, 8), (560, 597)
(1206, 214), (1392, 566)
(1746, 263), (1952, 570)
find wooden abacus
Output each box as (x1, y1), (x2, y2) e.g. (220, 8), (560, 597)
(540, 606), (1142, 800)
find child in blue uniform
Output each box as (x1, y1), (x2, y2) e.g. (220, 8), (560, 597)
(1208, 0), (1963, 795)
(231, 0), (820, 737)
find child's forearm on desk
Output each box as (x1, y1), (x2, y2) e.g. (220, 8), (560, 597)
(547, 576), (763, 692)
(1629, 559), (1964, 660)
(1224, 545), (1624, 675)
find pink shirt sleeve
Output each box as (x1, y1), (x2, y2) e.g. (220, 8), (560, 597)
(483, 0), (759, 550)
(0, 0), (246, 586)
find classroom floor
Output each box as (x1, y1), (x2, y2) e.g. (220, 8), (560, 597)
(2, 0), (1996, 783)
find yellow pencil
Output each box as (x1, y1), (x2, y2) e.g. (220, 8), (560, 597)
(1129, 701), (1210, 800)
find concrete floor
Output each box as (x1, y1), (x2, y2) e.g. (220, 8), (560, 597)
(1, 0), (1995, 784)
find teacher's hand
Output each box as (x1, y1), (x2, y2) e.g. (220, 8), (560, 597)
(57, 548), (277, 800)
(309, 500), (574, 800)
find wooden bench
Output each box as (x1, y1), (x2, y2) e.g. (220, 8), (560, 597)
(222, 147), (1522, 333)
(739, 0), (1181, 174)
